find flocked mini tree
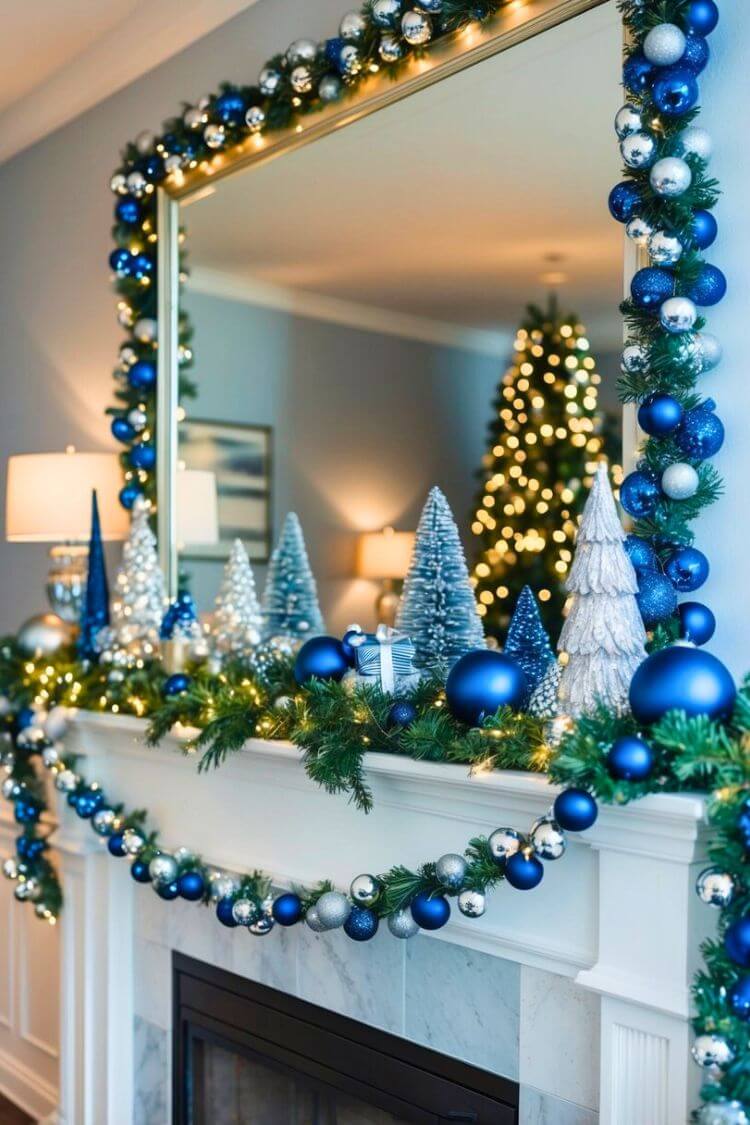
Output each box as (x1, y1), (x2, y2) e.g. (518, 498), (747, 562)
(261, 513), (324, 642)
(396, 486), (485, 673)
(213, 539), (263, 659)
(557, 463), (646, 716)
(96, 499), (165, 667)
(470, 297), (614, 639)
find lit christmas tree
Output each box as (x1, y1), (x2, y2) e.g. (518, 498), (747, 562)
(261, 513), (324, 642)
(396, 486), (485, 673)
(504, 586), (555, 705)
(470, 297), (613, 639)
(213, 539), (263, 659)
(97, 499), (165, 667)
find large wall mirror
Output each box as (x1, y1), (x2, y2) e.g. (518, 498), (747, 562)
(158, 0), (627, 641)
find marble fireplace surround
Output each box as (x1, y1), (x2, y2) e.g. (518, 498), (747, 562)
(51, 711), (714, 1125)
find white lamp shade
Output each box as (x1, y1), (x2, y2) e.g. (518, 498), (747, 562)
(176, 469), (218, 546)
(6, 452), (129, 543)
(357, 528), (415, 580)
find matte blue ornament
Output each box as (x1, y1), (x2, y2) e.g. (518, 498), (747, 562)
(445, 650), (527, 726)
(729, 976), (750, 1021)
(678, 601), (716, 646)
(156, 880), (180, 901)
(118, 484), (141, 510)
(664, 547), (710, 592)
(109, 247), (131, 275)
(553, 789), (598, 832)
(637, 571), (679, 627)
(681, 34), (710, 74)
(631, 267), (674, 310)
(676, 403), (725, 459)
(75, 788), (105, 819)
(272, 892), (303, 926)
(129, 443), (156, 471)
(163, 673), (191, 698)
(14, 798), (41, 825)
(16, 835), (46, 863)
(637, 393), (683, 436)
(79, 490), (111, 661)
(108, 833), (127, 857)
(691, 209), (718, 250)
(131, 859), (152, 884)
(624, 535), (658, 576)
(214, 90), (246, 124)
(607, 735), (655, 782)
(725, 917), (750, 968)
(505, 851), (544, 891)
(111, 417), (135, 443)
(387, 700), (418, 729)
(620, 471), (660, 518)
(128, 359), (156, 389)
(410, 890), (450, 930)
(629, 645), (736, 724)
(178, 870), (206, 901)
(294, 636), (350, 685)
(139, 154), (165, 182)
(504, 585), (555, 702)
(608, 181), (642, 224)
(129, 253), (154, 280)
(216, 897), (239, 927)
(623, 52), (655, 94)
(686, 0), (719, 36)
(687, 264), (727, 307)
(344, 905), (379, 941)
(651, 67), (700, 116)
(116, 196), (142, 224)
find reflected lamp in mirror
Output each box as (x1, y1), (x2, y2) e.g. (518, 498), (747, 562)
(5, 448), (129, 623)
(357, 528), (415, 628)
(176, 468), (219, 550)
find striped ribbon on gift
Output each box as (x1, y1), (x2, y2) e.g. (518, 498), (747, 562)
(351, 625), (416, 693)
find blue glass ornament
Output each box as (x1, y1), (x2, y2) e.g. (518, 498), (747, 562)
(119, 484), (141, 510)
(387, 700), (418, 729)
(651, 67), (700, 116)
(108, 832), (127, 857)
(637, 393), (683, 437)
(607, 735), (654, 782)
(214, 90), (247, 124)
(116, 196), (142, 224)
(553, 789), (598, 832)
(129, 253), (154, 280)
(630, 267), (674, 310)
(16, 707), (36, 731)
(17, 835), (46, 862)
(629, 645), (736, 725)
(139, 154), (165, 182)
(14, 798), (41, 825)
(664, 547), (710, 592)
(687, 264), (727, 307)
(608, 181), (642, 224)
(620, 471), (660, 519)
(111, 417), (135, 443)
(681, 34), (710, 74)
(163, 673), (191, 698)
(445, 650), (526, 726)
(686, 0), (719, 36)
(623, 53), (655, 94)
(109, 247), (131, 275)
(156, 880), (180, 901)
(216, 897), (239, 927)
(691, 209), (718, 250)
(178, 870), (206, 901)
(676, 403), (725, 459)
(624, 535), (658, 576)
(272, 893), (303, 926)
(678, 601), (716, 646)
(410, 890), (450, 930)
(344, 905), (379, 941)
(729, 976), (750, 1021)
(341, 627), (362, 665)
(75, 788), (105, 819)
(725, 917), (750, 967)
(131, 859), (152, 883)
(504, 585), (555, 701)
(129, 443), (156, 471)
(128, 359), (156, 389)
(505, 851), (544, 891)
(637, 571), (679, 627)
(294, 636), (350, 685)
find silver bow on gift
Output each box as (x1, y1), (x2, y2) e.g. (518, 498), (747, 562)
(351, 625), (417, 694)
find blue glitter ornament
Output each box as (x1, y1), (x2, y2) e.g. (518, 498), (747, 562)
(272, 893), (303, 926)
(108, 833), (127, 858)
(686, 0), (719, 36)
(131, 859), (152, 884)
(116, 196), (142, 224)
(294, 636), (350, 685)
(410, 890), (450, 930)
(651, 67), (700, 116)
(729, 976), (750, 1021)
(553, 789), (598, 832)
(691, 210), (718, 250)
(725, 917), (750, 968)
(111, 417), (135, 443)
(629, 645), (736, 724)
(178, 870), (206, 901)
(687, 264), (727, 307)
(14, 798), (41, 825)
(109, 248), (131, 275)
(216, 897), (239, 927)
(128, 360), (156, 389)
(344, 905), (379, 941)
(214, 90), (246, 124)
(75, 788), (105, 819)
(156, 880), (180, 901)
(676, 403), (725, 459)
(163, 673), (191, 698)
(631, 267), (674, 310)
(505, 851), (544, 891)
(637, 571), (679, 627)
(620, 471), (660, 519)
(623, 52), (655, 94)
(624, 535), (658, 576)
(637, 393), (683, 436)
(387, 700), (418, 729)
(118, 484), (141, 510)
(678, 601), (716, 646)
(664, 547), (710, 592)
(681, 33), (710, 73)
(129, 443), (156, 471)
(608, 181), (642, 223)
(445, 650), (526, 726)
(607, 735), (654, 782)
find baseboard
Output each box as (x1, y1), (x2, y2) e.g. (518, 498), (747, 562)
(0, 1045), (58, 1120)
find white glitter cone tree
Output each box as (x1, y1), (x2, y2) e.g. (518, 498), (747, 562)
(213, 539), (263, 659)
(261, 513), (324, 642)
(97, 499), (165, 667)
(557, 463), (647, 714)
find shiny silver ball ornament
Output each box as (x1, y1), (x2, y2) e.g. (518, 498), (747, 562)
(650, 156), (692, 198)
(15, 880), (37, 902)
(680, 125), (713, 163)
(696, 866), (734, 908)
(134, 129), (156, 155)
(55, 769), (79, 793)
(305, 905), (327, 933)
(183, 106), (205, 131)
(435, 853), (468, 890)
(245, 105), (265, 133)
(290, 65), (314, 94)
(350, 874), (380, 907)
(697, 1102), (749, 1125)
(697, 332), (723, 372)
(127, 407), (147, 431)
(315, 891), (351, 929)
(457, 889), (486, 918)
(674, 334), (703, 374)
(17, 613), (72, 657)
(626, 216), (653, 245)
(42, 745), (60, 769)
(387, 908), (420, 939)
(209, 872), (240, 902)
(126, 170), (148, 196)
(692, 1034), (735, 1069)
(614, 103), (642, 140)
(122, 828), (145, 856)
(530, 817), (566, 860)
(164, 154), (182, 176)
(173, 846), (194, 867)
(110, 172), (127, 194)
(319, 75), (343, 103)
(133, 317), (157, 343)
(372, 0), (402, 28)
(621, 344), (650, 374)
(232, 898), (258, 926)
(149, 853), (179, 885)
(338, 44), (362, 76)
(286, 38), (318, 65)
(249, 916), (274, 936)
(402, 10), (432, 45)
(643, 23), (686, 67)
(662, 463), (700, 500)
(379, 33), (405, 62)
(648, 230), (683, 266)
(487, 827), (522, 864)
(620, 132), (656, 169)
(92, 808), (117, 837)
(258, 67), (281, 97)
(340, 11), (367, 40)
(660, 296), (697, 335)
(1, 777), (21, 800)
(119, 344), (137, 367)
(2, 859), (18, 880)
(204, 123), (226, 150)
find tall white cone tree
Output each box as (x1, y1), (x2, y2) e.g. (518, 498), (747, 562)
(557, 463), (646, 714)
(212, 539), (263, 659)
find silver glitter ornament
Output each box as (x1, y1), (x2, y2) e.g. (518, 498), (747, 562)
(249, 916), (274, 936)
(650, 157), (692, 198)
(340, 11), (367, 40)
(626, 216), (653, 245)
(660, 296), (697, 335)
(55, 769), (79, 793)
(350, 874), (380, 907)
(232, 898), (258, 925)
(128, 408), (147, 432)
(621, 132), (656, 169)
(338, 44), (362, 76)
(530, 817), (566, 860)
(122, 828), (145, 856)
(92, 808), (117, 837)
(290, 65), (313, 94)
(286, 38), (318, 65)
(402, 10), (432, 45)
(387, 908), (419, 939)
(42, 746), (60, 768)
(184, 106), (206, 130)
(305, 905), (327, 932)
(134, 129), (156, 155)
(692, 1034), (735, 1069)
(379, 34), (405, 63)
(245, 105), (265, 133)
(259, 67), (281, 97)
(209, 871), (240, 902)
(457, 890), (486, 918)
(614, 103), (642, 140)
(17, 613), (72, 656)
(316, 891), (351, 929)
(662, 463), (699, 500)
(697, 332), (723, 372)
(488, 828), (522, 864)
(372, 0), (402, 28)
(149, 853), (179, 885)
(698, 1102), (749, 1125)
(110, 172), (127, 194)
(204, 123), (226, 150)
(435, 853), (468, 890)
(648, 230), (683, 265)
(2, 859), (18, 880)
(621, 344), (649, 374)
(696, 866), (734, 908)
(133, 317), (157, 343)
(126, 170), (148, 196)
(319, 75), (343, 102)
(680, 125), (713, 163)
(643, 23), (686, 67)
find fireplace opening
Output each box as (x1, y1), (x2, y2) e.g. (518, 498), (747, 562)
(173, 952), (519, 1124)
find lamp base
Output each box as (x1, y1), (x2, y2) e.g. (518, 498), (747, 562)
(375, 580), (401, 629)
(46, 544), (88, 624)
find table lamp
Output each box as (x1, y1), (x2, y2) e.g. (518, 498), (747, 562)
(357, 527), (415, 627)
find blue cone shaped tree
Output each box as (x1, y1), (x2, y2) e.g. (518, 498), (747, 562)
(261, 513), (324, 642)
(396, 487), (485, 673)
(78, 490), (110, 661)
(504, 585), (555, 704)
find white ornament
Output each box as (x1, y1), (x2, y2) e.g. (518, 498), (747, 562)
(643, 23), (686, 66)
(204, 124), (225, 150)
(660, 296), (697, 335)
(697, 332), (723, 371)
(648, 230), (683, 265)
(134, 129), (156, 155)
(680, 125), (713, 163)
(620, 132), (656, 169)
(650, 157), (692, 198)
(614, 103), (642, 139)
(662, 463), (699, 500)
(626, 216), (653, 245)
(245, 105), (265, 133)
(402, 9), (431, 45)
